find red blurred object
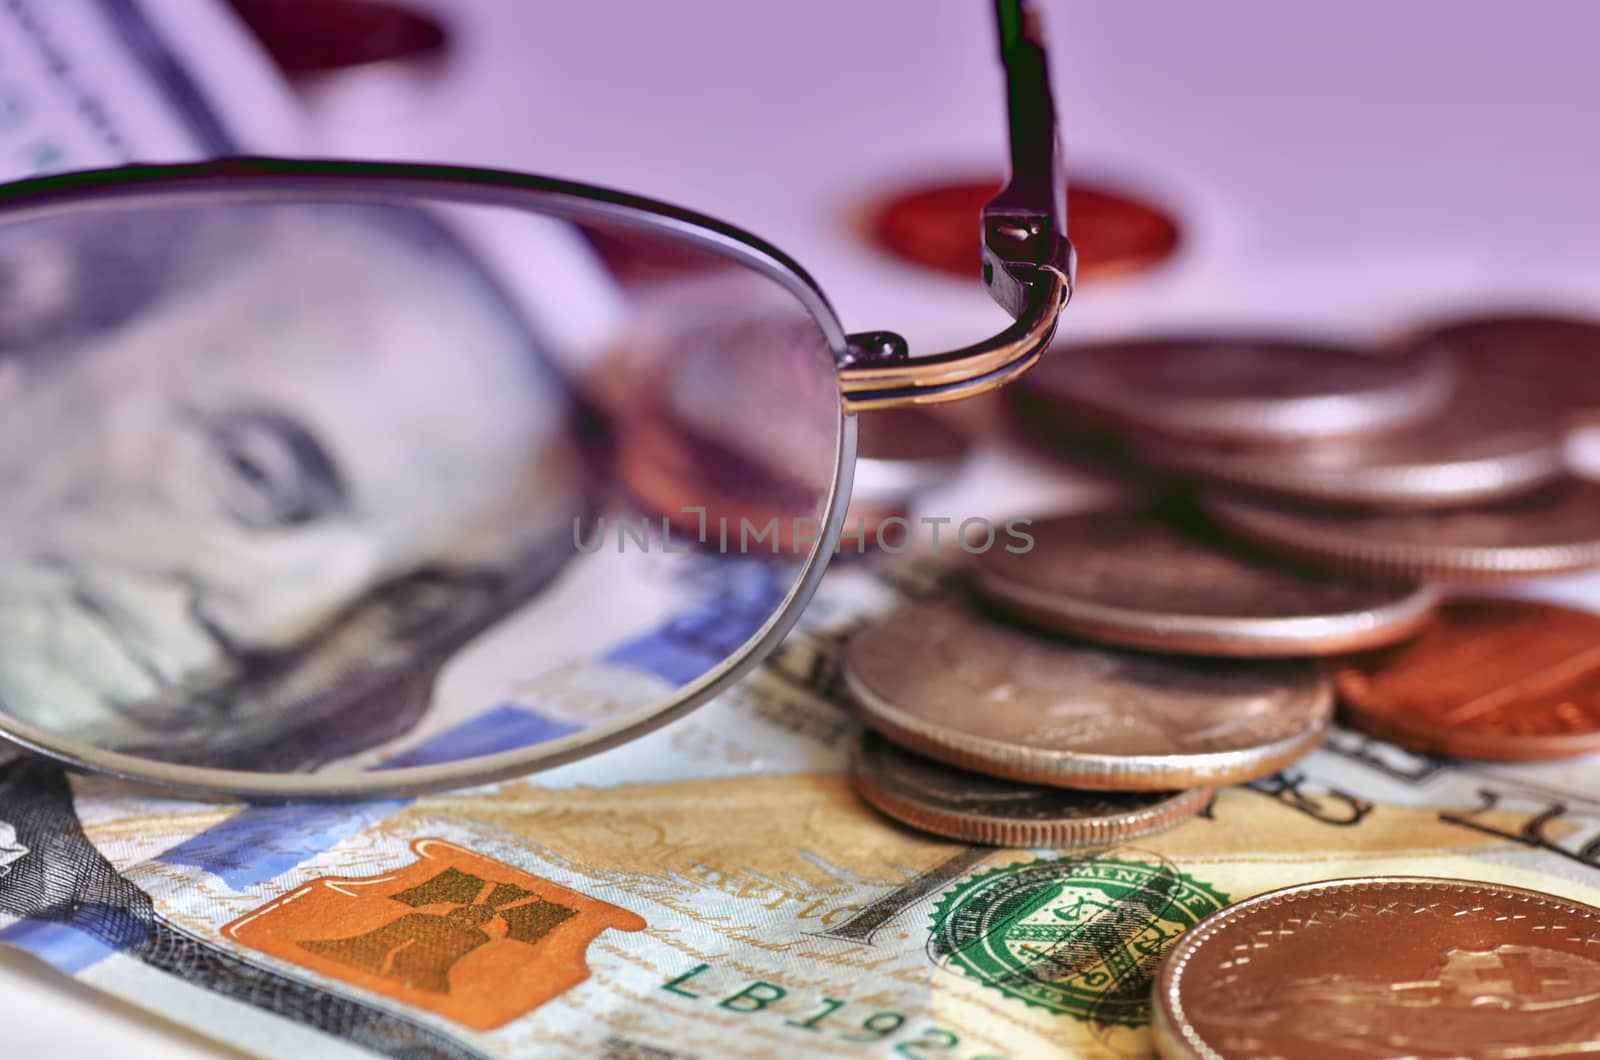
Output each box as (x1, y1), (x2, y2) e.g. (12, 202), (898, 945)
(867, 177), (1181, 284)
(226, 0), (448, 74)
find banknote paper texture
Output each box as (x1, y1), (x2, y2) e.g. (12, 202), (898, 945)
(6, 555), (1600, 1059)
(0, 0), (301, 169)
(1, 3), (1600, 1060)
(0, 0), (658, 774)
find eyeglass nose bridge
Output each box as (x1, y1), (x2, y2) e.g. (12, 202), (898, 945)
(838, 237), (1074, 413)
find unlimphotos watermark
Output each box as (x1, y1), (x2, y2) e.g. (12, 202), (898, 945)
(575, 507), (1034, 555)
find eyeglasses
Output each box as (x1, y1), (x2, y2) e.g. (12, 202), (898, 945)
(0, 0), (1072, 798)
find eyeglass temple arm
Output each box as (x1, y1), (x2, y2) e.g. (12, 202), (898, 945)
(839, 0), (1075, 412)
(986, 0), (1072, 318)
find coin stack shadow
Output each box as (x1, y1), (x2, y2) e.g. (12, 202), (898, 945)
(842, 313), (1600, 846)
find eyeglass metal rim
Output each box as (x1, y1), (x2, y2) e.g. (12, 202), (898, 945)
(0, 164), (861, 800)
(0, 0), (1072, 799)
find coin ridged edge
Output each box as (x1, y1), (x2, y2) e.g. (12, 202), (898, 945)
(1151, 876), (1600, 1060)
(972, 569), (1441, 658)
(1138, 429), (1568, 509)
(1206, 492), (1600, 580)
(843, 657), (1334, 791)
(848, 737), (1212, 848)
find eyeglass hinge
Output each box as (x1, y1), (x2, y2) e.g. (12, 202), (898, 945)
(981, 211), (1075, 319)
(841, 330), (910, 367)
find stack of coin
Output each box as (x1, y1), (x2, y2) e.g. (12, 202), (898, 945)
(840, 319), (1600, 1055)
(841, 502), (1435, 845)
(1010, 322), (1600, 581)
(1013, 335), (1457, 448)
(1011, 317), (1600, 755)
(846, 315), (1600, 844)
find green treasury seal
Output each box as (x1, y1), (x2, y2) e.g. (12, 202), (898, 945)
(930, 856), (1228, 1025)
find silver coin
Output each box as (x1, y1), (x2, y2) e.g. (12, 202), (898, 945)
(972, 510), (1438, 656)
(1207, 476), (1600, 579)
(1406, 312), (1600, 425)
(1014, 336), (1455, 444)
(848, 728), (1211, 848)
(844, 598), (1333, 791)
(1137, 371), (1569, 508)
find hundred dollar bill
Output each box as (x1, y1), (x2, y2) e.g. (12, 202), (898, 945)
(0, 0), (640, 771)
(0, 0), (304, 170)
(4, 555), (1600, 1060)
(0, 0), (591, 1049)
(3, 4), (1600, 1060)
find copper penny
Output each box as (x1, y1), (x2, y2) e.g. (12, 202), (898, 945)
(660, 305), (840, 490)
(1154, 876), (1600, 1059)
(972, 510), (1437, 657)
(614, 407), (941, 557)
(1208, 477), (1600, 580)
(1332, 598), (1600, 761)
(623, 303), (968, 547)
(865, 177), (1180, 284)
(1015, 337), (1454, 445)
(849, 728), (1211, 848)
(603, 289), (842, 548)
(843, 598), (1332, 791)
(1409, 312), (1600, 425)
(618, 412), (921, 555)
(1137, 370), (1569, 508)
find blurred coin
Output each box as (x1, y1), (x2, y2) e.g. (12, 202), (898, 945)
(1409, 312), (1600, 424)
(1137, 371), (1568, 508)
(599, 281), (841, 533)
(1208, 477), (1600, 579)
(843, 598), (1332, 791)
(849, 728), (1210, 848)
(617, 412), (903, 555)
(973, 510), (1437, 657)
(616, 412), (824, 547)
(865, 177), (1179, 284)
(621, 297), (968, 552)
(1332, 598), (1600, 761)
(1003, 382), (1146, 473)
(660, 302), (840, 489)
(1016, 336), (1454, 445)
(851, 408), (969, 508)
(1153, 877), (1600, 1060)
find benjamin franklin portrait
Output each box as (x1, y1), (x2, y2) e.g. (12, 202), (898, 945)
(0, 199), (587, 771)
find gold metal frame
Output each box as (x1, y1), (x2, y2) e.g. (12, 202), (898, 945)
(840, 264), (1070, 411)
(838, 0), (1075, 412)
(0, 0), (1074, 798)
